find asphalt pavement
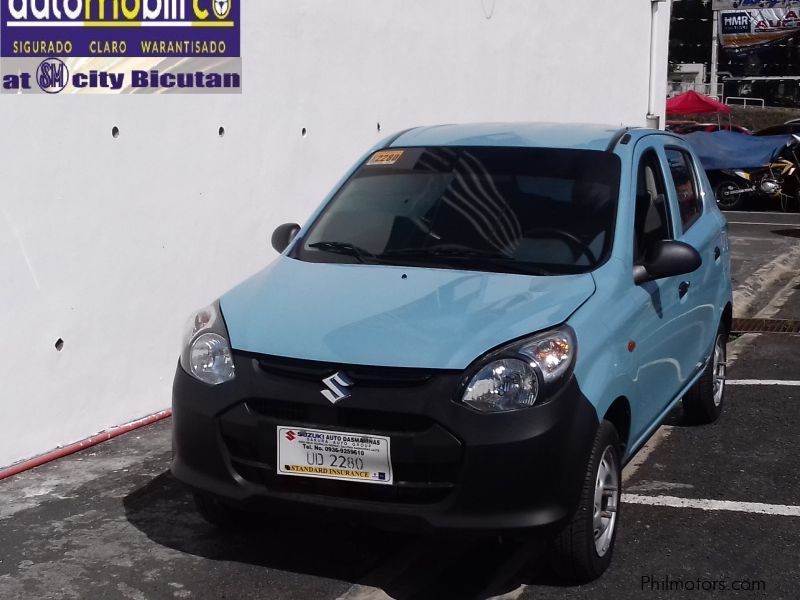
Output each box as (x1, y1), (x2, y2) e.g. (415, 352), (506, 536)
(1, 210), (799, 600)
(725, 210), (800, 316)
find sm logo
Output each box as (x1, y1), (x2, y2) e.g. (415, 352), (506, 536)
(213, 0), (230, 18)
(192, 0), (232, 19)
(36, 58), (69, 94)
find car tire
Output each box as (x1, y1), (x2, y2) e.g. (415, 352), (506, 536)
(682, 327), (727, 425)
(714, 179), (747, 211)
(193, 493), (248, 529)
(548, 420), (622, 583)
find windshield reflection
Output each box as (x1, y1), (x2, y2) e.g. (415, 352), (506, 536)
(294, 145), (621, 276)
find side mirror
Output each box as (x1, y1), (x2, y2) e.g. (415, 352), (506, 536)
(633, 240), (702, 284)
(271, 223), (301, 254)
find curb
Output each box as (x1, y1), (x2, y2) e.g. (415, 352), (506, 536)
(733, 244), (800, 319)
(0, 410), (172, 482)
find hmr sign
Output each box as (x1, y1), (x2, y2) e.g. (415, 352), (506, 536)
(713, 1), (800, 9)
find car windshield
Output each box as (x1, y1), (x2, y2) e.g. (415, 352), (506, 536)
(292, 146), (621, 276)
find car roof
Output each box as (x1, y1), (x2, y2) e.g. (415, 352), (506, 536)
(390, 122), (660, 152)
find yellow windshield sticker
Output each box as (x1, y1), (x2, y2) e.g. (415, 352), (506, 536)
(367, 150), (404, 166)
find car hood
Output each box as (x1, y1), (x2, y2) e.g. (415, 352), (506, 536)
(220, 257), (595, 370)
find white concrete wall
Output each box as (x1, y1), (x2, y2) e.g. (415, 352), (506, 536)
(0, 0), (671, 468)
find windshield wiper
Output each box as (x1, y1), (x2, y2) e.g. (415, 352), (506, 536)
(383, 244), (506, 259)
(308, 241), (378, 264)
(382, 245), (552, 275)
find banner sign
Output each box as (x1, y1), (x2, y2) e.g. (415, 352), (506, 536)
(719, 8), (800, 47)
(1, 0), (241, 94)
(713, 1), (800, 9)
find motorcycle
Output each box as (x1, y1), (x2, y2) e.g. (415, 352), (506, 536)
(713, 135), (800, 212)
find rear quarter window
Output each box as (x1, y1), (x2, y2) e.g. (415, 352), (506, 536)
(665, 148), (703, 232)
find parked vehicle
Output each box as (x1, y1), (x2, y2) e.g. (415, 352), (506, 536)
(701, 124), (751, 135)
(665, 120), (698, 133)
(171, 123), (733, 583)
(679, 130), (800, 211)
(711, 135), (800, 212)
(667, 121), (750, 135)
(754, 123), (800, 136)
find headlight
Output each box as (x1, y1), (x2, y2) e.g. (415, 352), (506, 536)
(180, 302), (235, 385)
(516, 331), (574, 385)
(462, 358), (539, 412)
(461, 326), (576, 413)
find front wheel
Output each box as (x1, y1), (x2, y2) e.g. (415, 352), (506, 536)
(548, 420), (622, 583)
(714, 179), (748, 211)
(682, 327), (727, 425)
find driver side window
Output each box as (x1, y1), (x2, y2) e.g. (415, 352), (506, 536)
(634, 150), (672, 264)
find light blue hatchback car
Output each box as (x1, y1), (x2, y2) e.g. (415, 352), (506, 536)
(172, 123), (733, 582)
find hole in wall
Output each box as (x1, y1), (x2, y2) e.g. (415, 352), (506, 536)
(377, 122), (382, 133)
(218, 126), (225, 137)
(301, 127), (307, 137)
(112, 126), (120, 139)
(55, 338), (64, 351)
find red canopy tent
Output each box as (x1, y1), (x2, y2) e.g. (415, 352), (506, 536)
(666, 90), (731, 115)
(666, 90), (732, 130)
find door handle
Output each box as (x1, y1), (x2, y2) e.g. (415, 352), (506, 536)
(678, 281), (690, 298)
(714, 246), (721, 260)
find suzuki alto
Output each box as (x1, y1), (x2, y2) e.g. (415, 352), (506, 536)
(171, 123), (732, 582)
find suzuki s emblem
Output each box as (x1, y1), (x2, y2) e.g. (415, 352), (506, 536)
(321, 372), (353, 404)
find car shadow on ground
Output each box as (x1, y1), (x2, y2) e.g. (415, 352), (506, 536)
(772, 228), (800, 239)
(660, 403), (685, 427)
(123, 469), (572, 599)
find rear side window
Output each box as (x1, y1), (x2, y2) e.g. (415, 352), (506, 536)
(633, 150), (672, 264)
(665, 148), (702, 232)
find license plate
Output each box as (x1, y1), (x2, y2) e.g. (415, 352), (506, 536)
(276, 426), (393, 485)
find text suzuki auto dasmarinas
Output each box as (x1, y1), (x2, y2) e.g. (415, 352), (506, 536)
(171, 123), (732, 582)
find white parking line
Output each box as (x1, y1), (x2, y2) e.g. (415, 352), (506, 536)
(728, 221), (800, 227)
(624, 494), (800, 517)
(337, 585), (392, 600)
(727, 379), (800, 386)
(724, 210), (797, 215)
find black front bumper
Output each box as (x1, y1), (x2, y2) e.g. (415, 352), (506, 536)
(171, 352), (598, 536)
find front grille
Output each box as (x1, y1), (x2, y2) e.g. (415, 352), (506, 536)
(255, 354), (437, 387)
(246, 397), (435, 434)
(221, 415), (462, 504)
(221, 352), (465, 504)
(229, 458), (455, 504)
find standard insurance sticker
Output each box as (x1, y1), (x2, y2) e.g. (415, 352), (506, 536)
(277, 427), (393, 485)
